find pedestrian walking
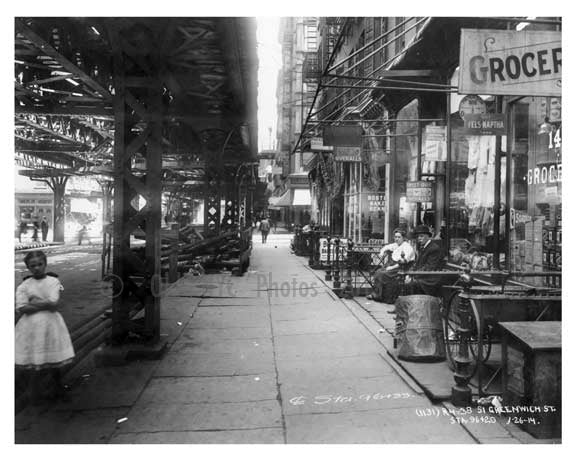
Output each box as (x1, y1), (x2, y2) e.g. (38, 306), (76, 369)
(15, 250), (75, 403)
(77, 225), (90, 245)
(40, 217), (49, 242)
(259, 217), (270, 243)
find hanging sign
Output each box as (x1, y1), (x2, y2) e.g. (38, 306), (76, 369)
(459, 94), (487, 119)
(323, 126), (363, 147)
(311, 136), (333, 152)
(334, 146), (362, 162)
(459, 29), (561, 96)
(462, 113), (507, 136)
(406, 181), (433, 202)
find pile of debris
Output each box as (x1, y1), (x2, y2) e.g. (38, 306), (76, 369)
(160, 225), (252, 276)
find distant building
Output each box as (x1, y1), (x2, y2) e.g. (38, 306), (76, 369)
(275, 17), (317, 225)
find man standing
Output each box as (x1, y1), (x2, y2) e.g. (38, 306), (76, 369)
(32, 219), (39, 242)
(405, 225), (444, 296)
(259, 217), (270, 243)
(18, 221), (27, 243)
(40, 216), (49, 242)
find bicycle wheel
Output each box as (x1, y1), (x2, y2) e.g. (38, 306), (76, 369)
(442, 290), (467, 372)
(442, 293), (491, 376)
(468, 299), (492, 364)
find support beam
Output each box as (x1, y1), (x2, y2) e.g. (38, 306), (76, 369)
(110, 28), (132, 343)
(144, 87), (163, 342)
(16, 18), (113, 100)
(107, 21), (165, 346)
(16, 114), (97, 147)
(15, 104), (114, 118)
(215, 19), (246, 113)
(40, 176), (68, 242)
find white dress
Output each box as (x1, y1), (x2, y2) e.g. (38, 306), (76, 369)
(378, 241), (416, 264)
(15, 276), (75, 369)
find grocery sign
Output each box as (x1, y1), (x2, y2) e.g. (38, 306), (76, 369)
(459, 29), (561, 96)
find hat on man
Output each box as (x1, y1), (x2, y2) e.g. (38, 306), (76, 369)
(412, 224), (432, 236)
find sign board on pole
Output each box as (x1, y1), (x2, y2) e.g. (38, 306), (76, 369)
(459, 29), (561, 96)
(334, 146), (362, 162)
(462, 113), (507, 136)
(406, 181), (434, 202)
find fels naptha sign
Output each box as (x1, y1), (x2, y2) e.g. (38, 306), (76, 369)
(459, 29), (561, 96)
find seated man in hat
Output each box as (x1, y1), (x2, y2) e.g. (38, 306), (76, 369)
(404, 225), (445, 297)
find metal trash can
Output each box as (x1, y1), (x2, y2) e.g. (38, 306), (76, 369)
(395, 295), (446, 362)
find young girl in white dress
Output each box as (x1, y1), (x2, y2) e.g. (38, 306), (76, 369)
(15, 250), (75, 402)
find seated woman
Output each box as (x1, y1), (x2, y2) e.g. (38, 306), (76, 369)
(367, 228), (415, 303)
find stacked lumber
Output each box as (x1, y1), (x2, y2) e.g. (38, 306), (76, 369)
(160, 227), (252, 276)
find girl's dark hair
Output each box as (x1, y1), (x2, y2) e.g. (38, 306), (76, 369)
(393, 228), (407, 237)
(24, 250), (47, 267)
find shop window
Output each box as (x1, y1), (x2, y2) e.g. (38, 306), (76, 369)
(395, 99), (419, 229)
(20, 207), (34, 220)
(509, 97), (561, 287)
(448, 115), (505, 270)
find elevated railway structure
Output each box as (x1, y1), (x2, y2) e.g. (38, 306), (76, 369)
(14, 17), (259, 346)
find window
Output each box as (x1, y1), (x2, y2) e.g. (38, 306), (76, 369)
(508, 97), (561, 286)
(448, 120), (502, 269)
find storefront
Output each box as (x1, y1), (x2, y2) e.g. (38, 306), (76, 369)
(370, 21), (561, 287)
(306, 18), (561, 289)
(448, 27), (562, 284)
(15, 193), (54, 225)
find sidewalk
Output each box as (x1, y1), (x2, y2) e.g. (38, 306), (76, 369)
(15, 233), (522, 444)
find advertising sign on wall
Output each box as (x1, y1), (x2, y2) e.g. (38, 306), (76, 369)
(367, 194), (387, 212)
(459, 29), (561, 96)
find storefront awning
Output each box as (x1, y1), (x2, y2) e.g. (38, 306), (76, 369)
(293, 189), (311, 206)
(268, 190), (291, 208)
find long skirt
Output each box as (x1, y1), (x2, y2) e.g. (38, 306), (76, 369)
(373, 269), (400, 304)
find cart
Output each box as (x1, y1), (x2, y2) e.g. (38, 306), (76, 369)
(440, 272), (561, 396)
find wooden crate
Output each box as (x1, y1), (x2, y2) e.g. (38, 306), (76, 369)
(500, 321), (561, 439)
